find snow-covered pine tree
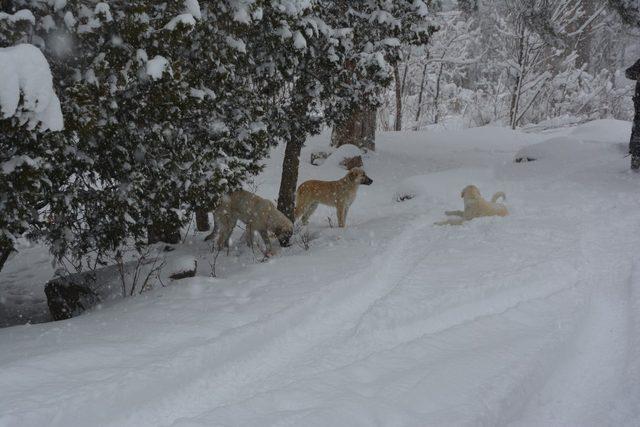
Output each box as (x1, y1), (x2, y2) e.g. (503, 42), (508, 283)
(0, 7), (65, 272)
(1, 0), (279, 268)
(329, 0), (436, 150)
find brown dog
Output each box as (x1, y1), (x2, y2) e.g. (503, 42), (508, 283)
(436, 185), (508, 225)
(205, 190), (293, 254)
(295, 167), (373, 227)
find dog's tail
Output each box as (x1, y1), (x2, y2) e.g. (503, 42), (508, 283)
(491, 191), (506, 203)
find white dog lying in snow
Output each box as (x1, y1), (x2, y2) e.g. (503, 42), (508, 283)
(435, 185), (508, 226)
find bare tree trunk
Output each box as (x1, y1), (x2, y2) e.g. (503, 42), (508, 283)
(576, 0), (594, 71)
(510, 26), (527, 130)
(331, 109), (376, 151)
(276, 136), (304, 245)
(415, 62), (429, 127)
(631, 81), (640, 170)
(626, 60), (640, 170)
(434, 63), (444, 124)
(394, 65), (403, 131)
(195, 208), (210, 231)
(0, 236), (13, 274)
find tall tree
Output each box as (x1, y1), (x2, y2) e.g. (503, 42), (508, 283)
(625, 59), (640, 170)
(0, 8), (64, 273)
(607, 0), (640, 169)
(330, 1), (436, 150)
(273, 0), (435, 235)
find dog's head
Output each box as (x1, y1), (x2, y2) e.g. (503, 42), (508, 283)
(461, 185), (481, 200)
(348, 167), (373, 185)
(272, 210), (294, 247)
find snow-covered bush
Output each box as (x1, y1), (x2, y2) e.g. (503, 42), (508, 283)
(0, 0), (292, 268)
(0, 9), (66, 271)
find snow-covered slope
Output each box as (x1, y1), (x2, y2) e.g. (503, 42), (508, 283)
(1, 120), (639, 426)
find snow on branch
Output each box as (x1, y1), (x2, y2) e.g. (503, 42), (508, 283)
(0, 44), (63, 131)
(0, 9), (35, 25)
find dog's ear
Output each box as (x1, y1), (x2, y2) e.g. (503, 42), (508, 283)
(460, 188), (465, 198)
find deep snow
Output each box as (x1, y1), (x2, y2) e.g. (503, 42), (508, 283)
(1, 120), (639, 426)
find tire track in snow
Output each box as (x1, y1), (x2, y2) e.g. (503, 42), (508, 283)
(105, 214), (451, 426)
(152, 217), (587, 426)
(514, 217), (640, 426)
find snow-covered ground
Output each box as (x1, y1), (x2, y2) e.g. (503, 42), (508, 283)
(1, 120), (640, 426)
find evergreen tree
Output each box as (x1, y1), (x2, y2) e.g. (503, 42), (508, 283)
(1, 1), (280, 268)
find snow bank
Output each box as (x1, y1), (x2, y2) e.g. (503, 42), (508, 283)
(0, 44), (63, 131)
(323, 144), (364, 166)
(569, 119), (632, 144)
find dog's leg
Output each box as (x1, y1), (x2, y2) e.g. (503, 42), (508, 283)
(444, 210), (464, 217)
(301, 202), (318, 225)
(204, 219), (217, 241)
(294, 198), (306, 221)
(337, 203), (346, 228)
(245, 225), (254, 248)
(215, 216), (236, 253)
(343, 205), (350, 226)
(258, 229), (273, 255)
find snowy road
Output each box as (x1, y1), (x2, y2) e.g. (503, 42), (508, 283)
(1, 121), (639, 426)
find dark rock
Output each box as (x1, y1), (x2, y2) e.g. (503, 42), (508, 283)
(310, 151), (331, 166)
(45, 273), (100, 321)
(339, 155), (363, 170)
(169, 258), (197, 280)
(515, 156), (536, 163)
(395, 192), (416, 202)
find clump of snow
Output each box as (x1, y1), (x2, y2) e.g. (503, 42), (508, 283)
(136, 48), (148, 64)
(53, 0), (67, 11)
(41, 15), (56, 32)
(94, 2), (112, 22)
(164, 13), (196, 31)
(184, 0), (201, 18)
(1, 154), (42, 175)
(64, 11), (78, 28)
(0, 44), (63, 131)
(0, 9), (35, 25)
(225, 36), (247, 53)
(184, 0), (202, 19)
(146, 56), (171, 80)
(233, 5), (251, 23)
(293, 31), (307, 49)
